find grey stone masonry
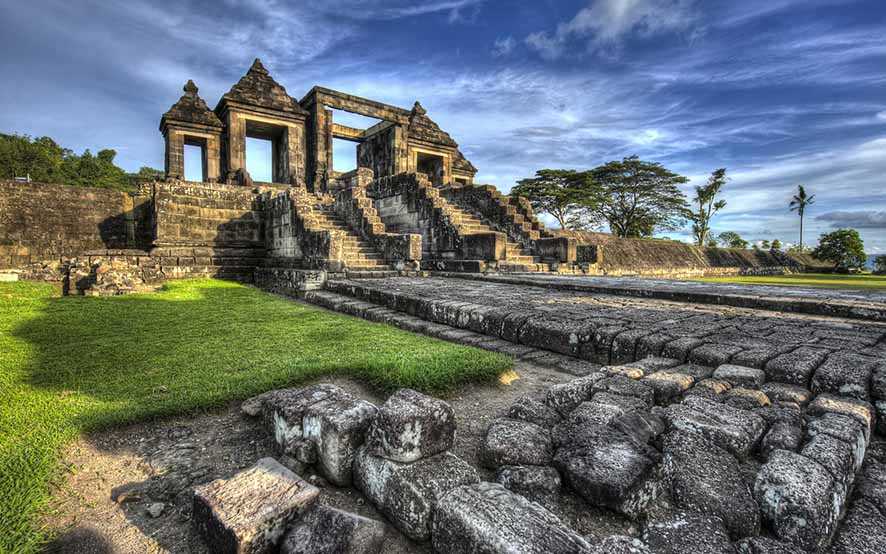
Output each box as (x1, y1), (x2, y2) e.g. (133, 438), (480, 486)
(192, 457), (319, 554)
(364, 388), (456, 463)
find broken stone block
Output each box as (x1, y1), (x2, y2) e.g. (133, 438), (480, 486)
(810, 354), (876, 401)
(495, 465), (562, 506)
(280, 504), (386, 554)
(801, 432), (858, 486)
(642, 512), (734, 554)
(554, 426), (662, 519)
(260, 384), (377, 485)
(735, 536), (805, 553)
(192, 457), (319, 554)
(760, 421), (803, 460)
(760, 382), (811, 405)
(725, 387), (770, 409)
(807, 394), (876, 438)
(593, 375), (655, 406)
(480, 417), (553, 468)
(431, 482), (594, 554)
(507, 395), (561, 428)
(713, 364), (766, 389)
(656, 403), (755, 459)
(610, 410), (666, 449)
(352, 448), (478, 542)
(545, 373), (603, 416)
(641, 371), (694, 405)
(662, 430), (760, 539)
(753, 449), (842, 552)
(827, 499), (886, 554)
(590, 535), (651, 554)
(806, 412), (868, 469)
(765, 346), (829, 387)
(364, 388), (455, 463)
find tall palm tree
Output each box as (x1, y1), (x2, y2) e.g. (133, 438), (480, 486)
(789, 185), (815, 250)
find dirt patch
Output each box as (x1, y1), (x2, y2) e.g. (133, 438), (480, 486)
(43, 360), (628, 553)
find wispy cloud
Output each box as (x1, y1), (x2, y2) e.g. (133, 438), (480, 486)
(817, 210), (886, 229)
(526, 0), (700, 59)
(492, 36), (517, 57)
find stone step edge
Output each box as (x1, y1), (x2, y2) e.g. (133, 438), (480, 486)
(429, 272), (886, 324)
(302, 290), (599, 377)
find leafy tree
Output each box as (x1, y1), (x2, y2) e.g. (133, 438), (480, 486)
(789, 185), (816, 251)
(771, 239), (782, 251)
(690, 168), (727, 246)
(811, 229), (867, 272)
(511, 169), (600, 230)
(589, 156), (690, 238)
(0, 133), (136, 191)
(705, 238), (719, 249)
(717, 231), (749, 249)
(760, 239), (770, 249)
(874, 254), (886, 275)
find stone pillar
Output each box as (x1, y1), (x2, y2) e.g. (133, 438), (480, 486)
(164, 130), (185, 179)
(225, 112), (247, 178)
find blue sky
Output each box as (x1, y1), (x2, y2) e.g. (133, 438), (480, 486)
(1, 0), (885, 252)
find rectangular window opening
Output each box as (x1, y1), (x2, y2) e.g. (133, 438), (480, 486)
(245, 136), (273, 183)
(183, 143), (205, 182)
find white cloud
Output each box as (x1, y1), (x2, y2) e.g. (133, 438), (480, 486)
(877, 111), (886, 121)
(526, 0), (700, 59)
(492, 36), (517, 57)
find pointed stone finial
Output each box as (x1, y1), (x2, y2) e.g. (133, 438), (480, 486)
(412, 101), (427, 116)
(249, 58), (268, 75)
(183, 80), (199, 96)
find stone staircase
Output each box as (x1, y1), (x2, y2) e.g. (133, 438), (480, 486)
(446, 208), (548, 271)
(312, 204), (392, 271)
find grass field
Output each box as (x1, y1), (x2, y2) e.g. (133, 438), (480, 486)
(0, 279), (511, 553)
(697, 272), (886, 291)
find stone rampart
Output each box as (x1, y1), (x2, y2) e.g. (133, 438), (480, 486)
(0, 180), (152, 269)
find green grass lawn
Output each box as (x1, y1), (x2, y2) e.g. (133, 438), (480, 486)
(0, 279), (511, 553)
(697, 272), (886, 291)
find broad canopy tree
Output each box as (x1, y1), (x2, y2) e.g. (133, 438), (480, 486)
(588, 156), (691, 238)
(510, 169), (600, 230)
(812, 229), (867, 272)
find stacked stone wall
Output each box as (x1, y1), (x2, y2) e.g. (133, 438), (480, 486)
(0, 180), (152, 269)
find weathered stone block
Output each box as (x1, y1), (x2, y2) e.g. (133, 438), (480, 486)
(507, 395), (561, 428)
(682, 396), (767, 446)
(801, 433), (858, 487)
(554, 426), (662, 519)
(872, 365), (886, 401)
(807, 394), (875, 439)
(806, 412), (868, 469)
(725, 387), (770, 409)
(352, 448), (478, 542)
(593, 375), (655, 407)
(642, 512), (734, 554)
(765, 346), (829, 387)
(192, 457), (319, 554)
(656, 403), (754, 459)
(302, 394), (378, 486)
(753, 449), (842, 552)
(760, 382), (811, 405)
(713, 364), (766, 389)
(364, 388), (455, 463)
(760, 421), (803, 459)
(280, 505), (386, 554)
(481, 417), (553, 468)
(431, 482), (594, 554)
(545, 373), (604, 416)
(662, 430), (760, 539)
(642, 371), (694, 405)
(827, 499), (886, 554)
(735, 536), (805, 553)
(590, 535), (651, 554)
(495, 465), (562, 506)
(261, 384), (346, 453)
(811, 354), (876, 401)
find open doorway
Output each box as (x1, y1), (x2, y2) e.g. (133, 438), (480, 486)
(245, 137), (273, 183)
(183, 142), (205, 182)
(416, 152), (445, 186)
(245, 119), (287, 183)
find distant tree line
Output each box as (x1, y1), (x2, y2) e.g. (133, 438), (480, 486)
(513, 157), (871, 272)
(0, 133), (162, 191)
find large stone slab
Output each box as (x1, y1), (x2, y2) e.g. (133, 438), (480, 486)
(642, 512), (734, 554)
(261, 384), (377, 486)
(431, 482), (594, 554)
(280, 505), (386, 554)
(554, 426), (662, 519)
(753, 449), (842, 552)
(352, 447), (478, 542)
(593, 375), (655, 406)
(662, 430), (760, 539)
(713, 364), (766, 389)
(495, 465), (562, 506)
(364, 388), (455, 463)
(655, 396), (766, 460)
(192, 457), (319, 554)
(811, 354), (876, 401)
(481, 417), (553, 468)
(807, 394), (876, 439)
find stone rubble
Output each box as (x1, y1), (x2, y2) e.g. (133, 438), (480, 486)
(208, 361), (886, 554)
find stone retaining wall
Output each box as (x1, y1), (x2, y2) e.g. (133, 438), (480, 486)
(0, 180), (152, 269)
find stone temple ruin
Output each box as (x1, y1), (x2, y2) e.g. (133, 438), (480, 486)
(3, 58), (886, 553)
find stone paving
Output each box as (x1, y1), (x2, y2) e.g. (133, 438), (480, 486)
(435, 273), (886, 322)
